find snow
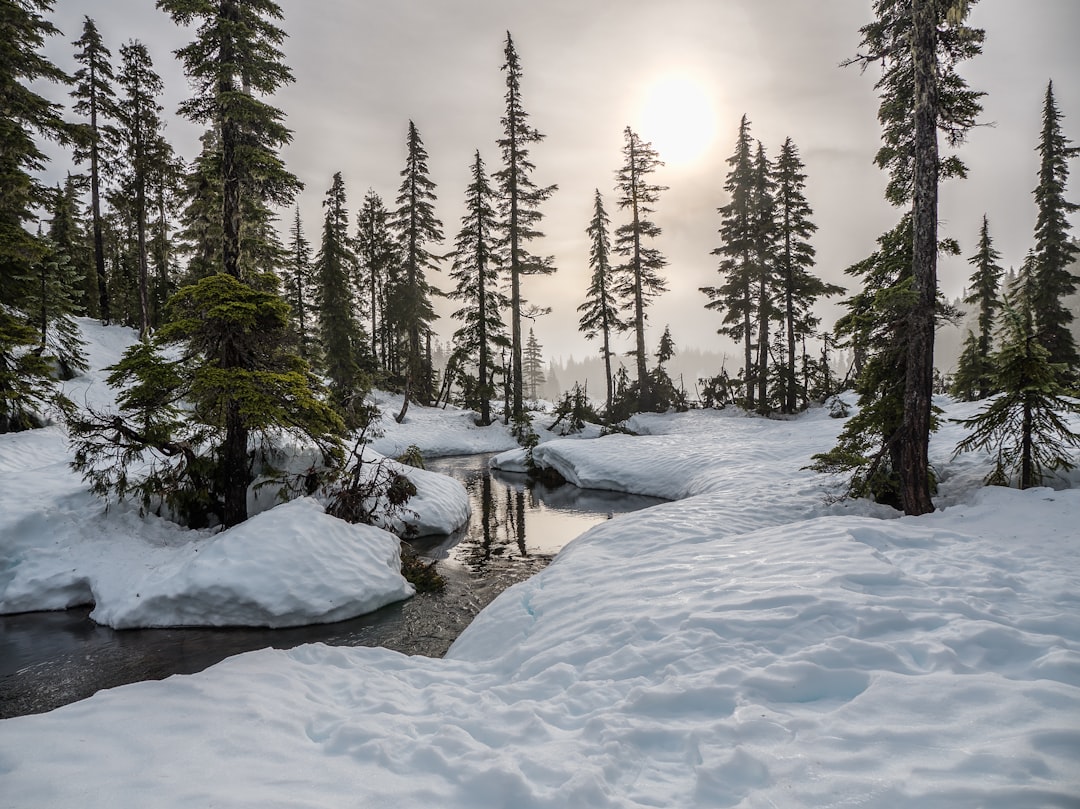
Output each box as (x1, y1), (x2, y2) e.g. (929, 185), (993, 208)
(2, 321), (1079, 806)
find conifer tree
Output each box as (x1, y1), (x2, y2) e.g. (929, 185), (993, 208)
(613, 126), (668, 412)
(1031, 80), (1080, 375)
(702, 115), (757, 409)
(0, 0), (74, 432)
(71, 16), (117, 324)
(495, 32), (557, 426)
(750, 141), (779, 414)
(29, 223), (88, 381)
(356, 189), (396, 369)
(448, 151), (507, 426)
(49, 174), (95, 316)
(523, 328), (546, 400)
(578, 189), (626, 419)
(284, 205), (314, 360)
(954, 269), (1080, 489)
(774, 137), (843, 413)
(952, 214), (1003, 400)
(115, 40), (168, 340)
(390, 120), (443, 414)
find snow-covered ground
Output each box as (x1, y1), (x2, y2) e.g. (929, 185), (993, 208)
(1, 320), (1079, 807)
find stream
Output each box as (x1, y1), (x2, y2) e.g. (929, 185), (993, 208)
(0, 453), (664, 719)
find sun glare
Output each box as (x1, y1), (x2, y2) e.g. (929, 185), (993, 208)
(638, 74), (718, 167)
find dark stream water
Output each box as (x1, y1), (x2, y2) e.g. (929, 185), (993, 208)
(0, 454), (663, 719)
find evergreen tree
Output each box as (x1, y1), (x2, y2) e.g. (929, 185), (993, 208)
(613, 126), (668, 412)
(115, 39), (168, 340)
(829, 0), (983, 514)
(952, 214), (1003, 400)
(578, 189), (626, 419)
(390, 121), (443, 415)
(773, 137), (843, 413)
(953, 283), (1080, 489)
(283, 205), (314, 360)
(71, 15), (117, 324)
(315, 172), (368, 418)
(173, 129), (222, 282)
(448, 151), (507, 426)
(1031, 80), (1080, 375)
(750, 140), (779, 414)
(702, 115), (757, 409)
(356, 189), (396, 369)
(523, 328), (546, 400)
(495, 32), (557, 426)
(0, 0), (74, 432)
(49, 174), (95, 316)
(28, 226), (88, 381)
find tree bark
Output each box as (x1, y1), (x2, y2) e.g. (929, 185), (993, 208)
(900, 0), (938, 516)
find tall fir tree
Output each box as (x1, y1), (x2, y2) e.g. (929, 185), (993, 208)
(702, 115), (757, 409)
(448, 151), (507, 426)
(613, 126), (668, 412)
(0, 0), (74, 432)
(32, 208), (88, 381)
(356, 189), (396, 370)
(390, 120), (443, 413)
(826, 0), (983, 513)
(578, 189), (626, 419)
(952, 214), (1003, 400)
(284, 205), (314, 360)
(523, 328), (546, 400)
(1031, 80), (1080, 376)
(315, 172), (368, 418)
(495, 32), (557, 426)
(750, 140), (779, 414)
(49, 174), (95, 316)
(773, 137), (843, 413)
(71, 15), (117, 324)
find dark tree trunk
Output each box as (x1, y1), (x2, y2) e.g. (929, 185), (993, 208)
(220, 0), (242, 280)
(900, 0), (938, 516)
(756, 273), (769, 415)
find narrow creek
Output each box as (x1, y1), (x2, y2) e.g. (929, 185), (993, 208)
(0, 453), (664, 719)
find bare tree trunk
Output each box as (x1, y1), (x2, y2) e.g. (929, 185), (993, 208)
(900, 0), (938, 516)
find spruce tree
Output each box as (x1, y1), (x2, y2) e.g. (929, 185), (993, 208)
(1031, 80), (1080, 375)
(750, 141), (779, 414)
(495, 32), (556, 426)
(356, 189), (396, 369)
(0, 0), (74, 432)
(954, 273), (1080, 489)
(613, 126), (668, 412)
(284, 205), (314, 360)
(523, 328), (546, 401)
(952, 214), (1003, 400)
(315, 172), (368, 418)
(702, 115), (757, 409)
(578, 189), (626, 419)
(448, 151), (507, 426)
(390, 120), (443, 414)
(28, 227), (88, 381)
(71, 16), (117, 324)
(49, 174), (95, 316)
(774, 137), (843, 413)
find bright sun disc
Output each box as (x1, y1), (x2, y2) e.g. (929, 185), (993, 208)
(639, 75), (718, 167)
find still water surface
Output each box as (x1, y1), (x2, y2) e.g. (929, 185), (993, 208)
(0, 453), (663, 718)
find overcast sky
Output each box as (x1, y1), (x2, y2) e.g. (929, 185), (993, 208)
(40, 1), (1080, 362)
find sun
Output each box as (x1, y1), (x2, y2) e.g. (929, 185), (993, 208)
(637, 74), (719, 167)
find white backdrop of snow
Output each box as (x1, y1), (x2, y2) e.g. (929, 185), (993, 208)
(1, 320), (1079, 806)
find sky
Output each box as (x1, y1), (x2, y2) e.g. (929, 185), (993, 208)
(38, 0), (1080, 363)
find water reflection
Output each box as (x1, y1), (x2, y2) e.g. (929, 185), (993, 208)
(420, 454), (666, 571)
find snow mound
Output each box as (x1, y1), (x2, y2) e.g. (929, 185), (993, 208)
(89, 498), (413, 629)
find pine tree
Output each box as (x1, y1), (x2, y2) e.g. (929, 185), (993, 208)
(954, 275), (1080, 489)
(774, 137), (843, 413)
(283, 205), (314, 360)
(578, 189), (626, 419)
(0, 0), (74, 432)
(702, 115), (757, 409)
(390, 120), (443, 414)
(173, 129), (222, 282)
(750, 141), (779, 414)
(28, 224), (88, 381)
(356, 189), (396, 369)
(495, 32), (557, 425)
(1031, 80), (1080, 375)
(448, 151), (507, 426)
(315, 172), (368, 417)
(952, 214), (1003, 400)
(49, 174), (95, 316)
(71, 16), (117, 324)
(613, 126), (668, 412)
(523, 328), (546, 400)
(115, 39), (169, 340)
(829, 0), (983, 514)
